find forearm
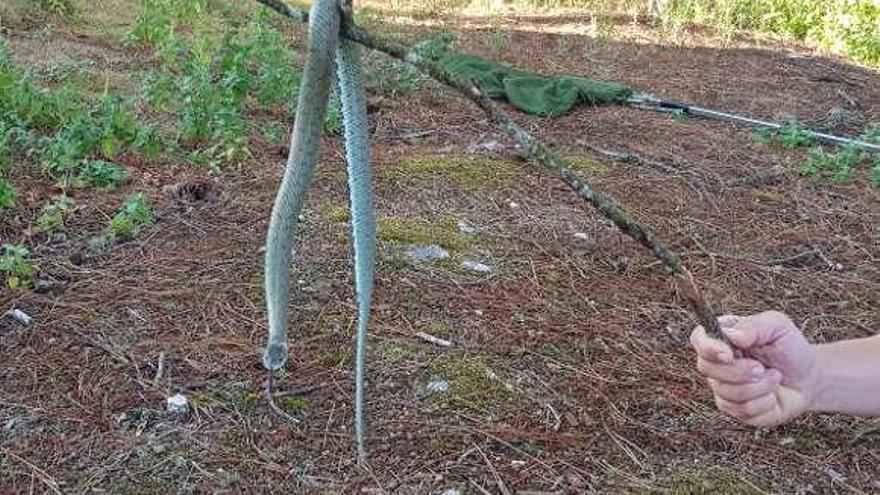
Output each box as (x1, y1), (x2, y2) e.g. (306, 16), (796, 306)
(811, 334), (880, 416)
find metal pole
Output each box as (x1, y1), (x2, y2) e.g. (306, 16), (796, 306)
(628, 95), (880, 154)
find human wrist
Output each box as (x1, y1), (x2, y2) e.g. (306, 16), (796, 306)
(807, 343), (839, 414)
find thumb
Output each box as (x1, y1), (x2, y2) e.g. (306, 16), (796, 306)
(722, 311), (795, 350)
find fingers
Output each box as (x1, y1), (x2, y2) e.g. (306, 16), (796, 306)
(689, 325), (735, 364)
(723, 311), (798, 350)
(697, 354), (766, 383)
(715, 393), (780, 426)
(708, 369), (782, 402)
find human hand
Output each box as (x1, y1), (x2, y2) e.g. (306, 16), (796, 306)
(690, 311), (821, 427)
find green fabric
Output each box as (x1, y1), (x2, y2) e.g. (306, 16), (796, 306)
(437, 52), (632, 117)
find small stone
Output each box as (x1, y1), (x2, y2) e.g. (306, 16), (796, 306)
(573, 232), (590, 241)
(5, 308), (33, 326)
(457, 220), (475, 235)
(826, 468), (846, 483)
(166, 393), (189, 414)
(440, 489), (460, 495)
(508, 201), (519, 208)
(427, 379), (450, 393)
(511, 460), (526, 469)
(460, 261), (491, 273)
(407, 245), (450, 263)
(475, 309), (484, 316)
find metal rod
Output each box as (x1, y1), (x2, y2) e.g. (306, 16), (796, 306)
(628, 96), (880, 154)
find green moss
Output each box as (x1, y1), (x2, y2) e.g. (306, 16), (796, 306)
(322, 203), (350, 223)
(378, 216), (467, 251)
(543, 270), (561, 286)
(427, 354), (515, 410)
(276, 395), (310, 414)
(318, 345), (353, 368)
(243, 392), (261, 407)
(378, 154), (525, 189)
(659, 469), (764, 495)
(564, 155), (610, 175)
(420, 320), (456, 339)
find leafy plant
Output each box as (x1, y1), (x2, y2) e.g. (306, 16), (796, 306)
(108, 193), (153, 238)
(0, 180), (15, 209)
(0, 244), (36, 290)
(799, 145), (865, 183)
(35, 195), (74, 234)
(777, 122), (816, 149)
(76, 160), (129, 188)
(861, 124), (880, 144)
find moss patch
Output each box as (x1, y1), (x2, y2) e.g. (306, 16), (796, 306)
(563, 155), (611, 175)
(419, 320), (457, 339)
(276, 396), (310, 414)
(322, 203), (350, 223)
(318, 345), (353, 368)
(427, 354), (515, 410)
(379, 154), (525, 189)
(658, 469), (764, 495)
(378, 216), (468, 251)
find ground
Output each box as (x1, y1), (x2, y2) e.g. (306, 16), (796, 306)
(1, 2), (879, 494)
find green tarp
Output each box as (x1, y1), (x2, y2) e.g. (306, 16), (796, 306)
(437, 53), (633, 118)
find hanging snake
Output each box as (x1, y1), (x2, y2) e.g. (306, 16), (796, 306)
(262, 0), (375, 462)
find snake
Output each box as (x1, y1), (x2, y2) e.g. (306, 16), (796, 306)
(262, 0), (375, 462)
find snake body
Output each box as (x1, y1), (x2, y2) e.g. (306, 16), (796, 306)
(263, 0), (375, 462)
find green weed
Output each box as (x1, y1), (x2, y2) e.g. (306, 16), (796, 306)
(0, 180), (15, 209)
(753, 122), (816, 149)
(76, 160), (129, 188)
(108, 193), (153, 238)
(1, 244), (36, 290)
(798, 145), (866, 183)
(35, 195), (74, 234)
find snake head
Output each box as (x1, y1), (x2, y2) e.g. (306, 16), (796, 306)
(262, 342), (289, 371)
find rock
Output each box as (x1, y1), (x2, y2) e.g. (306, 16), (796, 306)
(457, 220), (475, 235)
(508, 201), (519, 208)
(407, 244), (449, 263)
(166, 393), (189, 414)
(440, 489), (460, 495)
(4, 308), (33, 326)
(474, 309), (484, 316)
(573, 232), (590, 241)
(460, 261), (491, 273)
(427, 379), (450, 394)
